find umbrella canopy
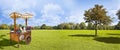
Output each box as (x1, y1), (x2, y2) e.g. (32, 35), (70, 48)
(10, 12), (22, 19)
(21, 13), (33, 19)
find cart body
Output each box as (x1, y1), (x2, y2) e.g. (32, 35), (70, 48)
(10, 27), (32, 44)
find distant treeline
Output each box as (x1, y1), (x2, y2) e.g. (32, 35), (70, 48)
(34, 22), (120, 30)
(0, 22), (120, 30)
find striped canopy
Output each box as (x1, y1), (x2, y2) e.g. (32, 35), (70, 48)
(10, 12), (22, 18)
(21, 13), (33, 19)
(10, 12), (33, 19)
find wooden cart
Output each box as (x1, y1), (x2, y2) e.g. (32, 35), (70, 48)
(9, 12), (33, 47)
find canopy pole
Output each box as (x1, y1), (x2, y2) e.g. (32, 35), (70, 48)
(25, 18), (28, 26)
(14, 12), (16, 32)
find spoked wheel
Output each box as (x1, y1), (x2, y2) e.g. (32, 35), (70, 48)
(25, 36), (31, 44)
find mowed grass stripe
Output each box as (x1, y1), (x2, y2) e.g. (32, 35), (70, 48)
(0, 30), (120, 50)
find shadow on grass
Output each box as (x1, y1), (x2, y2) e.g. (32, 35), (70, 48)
(68, 34), (95, 37)
(0, 35), (6, 38)
(0, 35), (26, 49)
(107, 33), (120, 36)
(0, 38), (16, 49)
(94, 37), (120, 44)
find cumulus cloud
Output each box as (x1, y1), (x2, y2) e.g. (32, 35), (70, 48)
(0, 0), (36, 24)
(107, 9), (119, 25)
(0, 0), (120, 26)
(65, 10), (85, 23)
(0, 0), (36, 18)
(40, 3), (64, 26)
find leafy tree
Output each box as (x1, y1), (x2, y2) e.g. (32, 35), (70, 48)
(115, 22), (120, 30)
(57, 23), (75, 29)
(57, 23), (65, 29)
(9, 24), (14, 29)
(41, 24), (46, 29)
(108, 26), (115, 30)
(75, 23), (80, 29)
(34, 26), (40, 29)
(44, 26), (53, 29)
(63, 23), (71, 29)
(53, 26), (58, 29)
(87, 22), (93, 30)
(84, 4), (112, 36)
(40, 24), (53, 29)
(79, 22), (86, 29)
(69, 23), (75, 29)
(116, 10), (120, 20)
(115, 9), (120, 30)
(0, 24), (9, 29)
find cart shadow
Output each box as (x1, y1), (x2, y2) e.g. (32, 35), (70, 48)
(0, 35), (6, 38)
(68, 34), (95, 37)
(0, 38), (15, 49)
(0, 35), (25, 49)
(94, 37), (120, 44)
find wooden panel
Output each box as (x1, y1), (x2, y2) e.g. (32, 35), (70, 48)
(10, 32), (19, 42)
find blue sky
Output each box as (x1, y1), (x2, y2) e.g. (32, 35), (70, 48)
(0, 0), (120, 26)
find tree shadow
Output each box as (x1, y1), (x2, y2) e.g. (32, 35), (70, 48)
(94, 37), (120, 44)
(68, 34), (95, 37)
(107, 33), (120, 36)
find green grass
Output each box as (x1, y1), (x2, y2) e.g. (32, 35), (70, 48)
(0, 30), (120, 50)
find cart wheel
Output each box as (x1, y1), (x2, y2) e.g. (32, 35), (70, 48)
(25, 36), (31, 44)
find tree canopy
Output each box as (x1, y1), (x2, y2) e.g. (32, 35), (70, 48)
(84, 4), (112, 36)
(115, 9), (120, 30)
(116, 10), (120, 20)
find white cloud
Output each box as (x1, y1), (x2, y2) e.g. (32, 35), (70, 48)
(107, 9), (119, 25)
(0, 0), (36, 17)
(0, 0), (119, 26)
(65, 10), (85, 23)
(0, 0), (81, 26)
(41, 3), (64, 15)
(0, 0), (37, 24)
(40, 3), (64, 26)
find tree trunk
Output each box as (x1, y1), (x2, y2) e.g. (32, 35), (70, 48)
(95, 21), (98, 36)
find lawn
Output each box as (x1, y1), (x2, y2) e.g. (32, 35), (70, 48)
(0, 30), (120, 50)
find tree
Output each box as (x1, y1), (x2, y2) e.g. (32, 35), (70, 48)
(115, 22), (120, 30)
(84, 4), (112, 36)
(97, 25), (104, 30)
(57, 23), (65, 29)
(34, 26), (40, 29)
(9, 24), (14, 29)
(57, 23), (75, 29)
(116, 10), (120, 20)
(75, 23), (80, 29)
(40, 24), (53, 29)
(87, 22), (93, 30)
(115, 9), (120, 30)
(69, 23), (75, 29)
(45, 26), (53, 29)
(0, 24), (9, 29)
(64, 23), (72, 29)
(53, 26), (58, 29)
(41, 24), (46, 29)
(79, 22), (86, 29)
